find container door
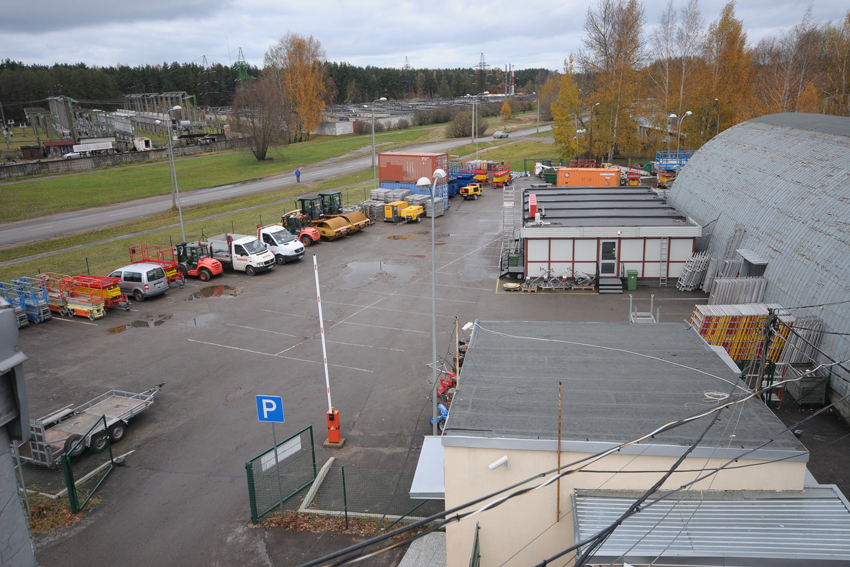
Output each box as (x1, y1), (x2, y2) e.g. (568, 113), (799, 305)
(599, 240), (618, 276)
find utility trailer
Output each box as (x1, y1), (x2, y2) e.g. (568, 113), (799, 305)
(18, 384), (164, 468)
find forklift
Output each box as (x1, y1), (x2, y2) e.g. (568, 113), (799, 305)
(281, 211), (322, 247)
(174, 242), (224, 281)
(296, 197), (324, 222)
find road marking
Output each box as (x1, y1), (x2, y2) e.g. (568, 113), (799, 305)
(333, 321), (428, 334)
(187, 339), (373, 372)
(314, 300), (456, 318)
(229, 323), (403, 352)
(109, 211), (129, 217)
(410, 281), (492, 291)
(343, 291), (475, 304)
(261, 309), (314, 319)
(51, 317), (98, 326)
(227, 323), (300, 338)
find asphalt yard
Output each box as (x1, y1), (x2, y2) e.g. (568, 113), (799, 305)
(23, 178), (712, 566)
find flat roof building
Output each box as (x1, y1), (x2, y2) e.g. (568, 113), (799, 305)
(415, 321), (850, 567)
(521, 187), (701, 283)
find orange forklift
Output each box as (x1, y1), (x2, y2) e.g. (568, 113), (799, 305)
(174, 242), (224, 281)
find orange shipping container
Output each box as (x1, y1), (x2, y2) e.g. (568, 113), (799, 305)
(556, 168), (620, 187)
(379, 152), (449, 184)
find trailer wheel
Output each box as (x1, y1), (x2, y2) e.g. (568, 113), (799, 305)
(199, 269), (211, 282)
(300, 235), (313, 247)
(474, 195), (478, 200)
(108, 422), (126, 443)
(90, 433), (108, 454)
(246, 265), (257, 276)
(133, 289), (145, 302)
(275, 254), (286, 265)
(65, 434), (84, 458)
(88, 312), (95, 321)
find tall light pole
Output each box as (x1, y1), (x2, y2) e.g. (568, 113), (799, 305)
(714, 98), (720, 137)
(417, 168), (447, 435)
(371, 97), (387, 190)
(669, 110), (692, 156)
(474, 91), (489, 160)
(588, 102), (600, 163)
(534, 91), (539, 134)
(157, 105), (186, 242)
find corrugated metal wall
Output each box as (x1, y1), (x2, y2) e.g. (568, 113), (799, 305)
(669, 113), (850, 413)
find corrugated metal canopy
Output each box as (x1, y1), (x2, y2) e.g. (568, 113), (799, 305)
(736, 248), (770, 265)
(575, 488), (850, 566)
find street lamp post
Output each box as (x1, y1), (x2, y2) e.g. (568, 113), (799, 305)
(588, 102), (600, 162)
(714, 99), (720, 137)
(371, 97), (387, 190)
(157, 105), (186, 242)
(669, 111), (692, 155)
(474, 91), (489, 161)
(417, 168), (447, 435)
(534, 91), (539, 134)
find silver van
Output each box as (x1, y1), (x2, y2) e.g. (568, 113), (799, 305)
(108, 262), (168, 301)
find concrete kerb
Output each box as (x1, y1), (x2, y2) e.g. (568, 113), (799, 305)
(296, 457), (437, 527)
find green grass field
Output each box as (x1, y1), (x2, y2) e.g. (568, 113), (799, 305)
(0, 173), (376, 282)
(0, 128), (429, 222)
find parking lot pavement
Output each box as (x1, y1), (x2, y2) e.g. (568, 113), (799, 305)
(26, 179), (709, 566)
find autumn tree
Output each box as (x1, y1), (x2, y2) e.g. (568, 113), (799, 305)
(231, 76), (288, 161)
(265, 33), (327, 142)
(752, 5), (822, 114)
(697, 1), (753, 139)
(580, 0), (645, 161)
(552, 56), (584, 159)
(537, 74), (561, 121)
(822, 12), (850, 116)
(500, 100), (512, 122)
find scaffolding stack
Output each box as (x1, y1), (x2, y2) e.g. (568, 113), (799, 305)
(690, 303), (794, 362)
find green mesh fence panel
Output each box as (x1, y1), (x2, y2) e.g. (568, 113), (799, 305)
(245, 425), (316, 523)
(309, 467), (444, 519)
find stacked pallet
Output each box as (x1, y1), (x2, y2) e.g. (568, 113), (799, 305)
(358, 200), (385, 220)
(690, 303), (794, 362)
(407, 195), (430, 207)
(708, 277), (767, 305)
(387, 189), (412, 202)
(370, 189), (391, 202)
(423, 197), (445, 217)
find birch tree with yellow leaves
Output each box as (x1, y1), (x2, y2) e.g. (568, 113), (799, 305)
(265, 33), (327, 142)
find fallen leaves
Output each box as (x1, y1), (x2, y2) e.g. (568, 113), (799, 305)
(259, 510), (430, 539)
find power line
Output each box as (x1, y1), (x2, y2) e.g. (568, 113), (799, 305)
(299, 364), (834, 567)
(785, 298), (850, 311)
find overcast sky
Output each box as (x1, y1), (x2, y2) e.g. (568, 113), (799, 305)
(3, 0), (846, 71)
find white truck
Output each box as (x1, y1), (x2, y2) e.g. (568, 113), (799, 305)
(257, 225), (306, 265)
(207, 233), (276, 275)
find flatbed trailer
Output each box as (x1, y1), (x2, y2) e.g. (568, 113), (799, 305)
(18, 384), (164, 468)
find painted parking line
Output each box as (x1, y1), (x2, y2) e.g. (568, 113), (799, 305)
(333, 321), (429, 334)
(261, 309), (315, 319)
(228, 323), (403, 352)
(51, 317), (98, 326)
(227, 323), (300, 338)
(187, 339), (373, 373)
(319, 291), (476, 304)
(313, 300), (456, 319)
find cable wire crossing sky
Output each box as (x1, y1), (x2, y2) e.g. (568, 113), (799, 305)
(3, 0), (847, 69)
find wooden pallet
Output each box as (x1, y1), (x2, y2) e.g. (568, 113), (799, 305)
(570, 285), (596, 291)
(521, 283), (538, 293)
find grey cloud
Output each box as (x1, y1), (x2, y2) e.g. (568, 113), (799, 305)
(1, 0), (234, 33)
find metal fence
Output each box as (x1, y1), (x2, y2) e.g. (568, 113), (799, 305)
(62, 416), (114, 513)
(469, 523), (481, 567)
(307, 465), (444, 525)
(245, 425), (316, 524)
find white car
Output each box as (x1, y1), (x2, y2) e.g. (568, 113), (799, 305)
(493, 131), (509, 139)
(63, 152), (81, 159)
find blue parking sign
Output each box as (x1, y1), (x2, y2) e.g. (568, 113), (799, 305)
(256, 395), (284, 423)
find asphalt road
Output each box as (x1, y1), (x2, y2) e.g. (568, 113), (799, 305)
(0, 125), (551, 247)
(22, 178), (706, 567)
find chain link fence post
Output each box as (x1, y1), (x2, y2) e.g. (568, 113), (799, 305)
(341, 464), (348, 529)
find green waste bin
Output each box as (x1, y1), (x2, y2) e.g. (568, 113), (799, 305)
(626, 270), (638, 291)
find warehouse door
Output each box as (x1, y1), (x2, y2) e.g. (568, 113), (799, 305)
(599, 240), (618, 276)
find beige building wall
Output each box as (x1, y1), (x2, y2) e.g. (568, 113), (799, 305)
(443, 445), (806, 567)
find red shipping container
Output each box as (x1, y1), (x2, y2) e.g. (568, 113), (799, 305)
(379, 152), (449, 184)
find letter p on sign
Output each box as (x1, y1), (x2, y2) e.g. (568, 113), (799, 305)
(256, 395), (285, 423)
